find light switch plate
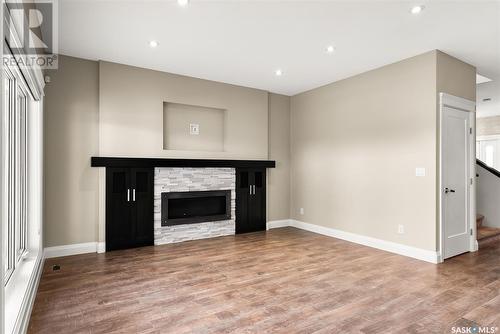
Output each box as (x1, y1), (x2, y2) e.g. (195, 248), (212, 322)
(415, 167), (426, 177)
(190, 123), (200, 135)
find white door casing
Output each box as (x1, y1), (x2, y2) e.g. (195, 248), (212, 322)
(439, 93), (476, 261)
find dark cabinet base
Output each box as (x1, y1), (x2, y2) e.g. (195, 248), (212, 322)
(235, 168), (266, 234)
(106, 168), (154, 251)
(105, 166), (268, 251)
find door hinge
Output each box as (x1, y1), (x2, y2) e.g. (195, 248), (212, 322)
(470, 178), (473, 185)
(470, 228), (473, 236)
(470, 128), (473, 134)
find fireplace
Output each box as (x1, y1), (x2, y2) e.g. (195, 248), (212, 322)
(161, 190), (231, 226)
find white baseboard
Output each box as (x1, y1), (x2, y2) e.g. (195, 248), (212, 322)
(268, 219), (439, 264)
(267, 219), (292, 230)
(97, 242), (106, 254)
(45, 221), (439, 263)
(44, 242), (98, 259)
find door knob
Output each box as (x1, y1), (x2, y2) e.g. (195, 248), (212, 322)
(444, 188), (456, 194)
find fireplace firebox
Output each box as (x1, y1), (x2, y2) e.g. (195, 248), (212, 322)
(161, 190), (231, 226)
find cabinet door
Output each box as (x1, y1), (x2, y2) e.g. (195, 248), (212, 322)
(236, 168), (266, 234)
(106, 168), (133, 251)
(236, 169), (251, 234)
(249, 169), (266, 231)
(130, 168), (154, 247)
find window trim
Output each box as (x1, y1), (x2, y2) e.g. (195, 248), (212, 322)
(15, 83), (28, 264)
(3, 63), (32, 285)
(4, 66), (15, 284)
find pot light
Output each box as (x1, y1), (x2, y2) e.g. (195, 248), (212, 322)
(326, 45), (336, 54)
(275, 69), (283, 76)
(410, 5), (425, 14)
(149, 40), (159, 48)
(177, 0), (189, 7)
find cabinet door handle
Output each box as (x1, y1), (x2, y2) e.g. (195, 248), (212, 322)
(133, 189), (136, 201)
(252, 185), (255, 195)
(127, 189), (130, 202)
(249, 186), (252, 195)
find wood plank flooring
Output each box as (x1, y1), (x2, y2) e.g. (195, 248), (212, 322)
(28, 227), (500, 334)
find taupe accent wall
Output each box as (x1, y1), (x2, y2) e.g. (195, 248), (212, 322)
(44, 51), (474, 251)
(44, 56), (289, 247)
(162, 102), (225, 152)
(436, 50), (476, 102)
(99, 61), (269, 159)
(268, 94), (291, 221)
(44, 56), (99, 247)
(290, 51), (476, 252)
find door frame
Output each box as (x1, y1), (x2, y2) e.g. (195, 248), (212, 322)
(438, 93), (476, 262)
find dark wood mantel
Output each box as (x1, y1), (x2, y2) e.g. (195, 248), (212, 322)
(91, 157), (276, 169)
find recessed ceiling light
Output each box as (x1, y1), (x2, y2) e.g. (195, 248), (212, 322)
(149, 40), (159, 48)
(410, 5), (424, 14)
(275, 69), (283, 77)
(326, 45), (336, 54)
(177, 0), (189, 7)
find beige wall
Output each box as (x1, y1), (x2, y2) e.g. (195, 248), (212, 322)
(290, 50), (476, 252)
(436, 50), (476, 101)
(291, 51), (439, 251)
(163, 102), (225, 152)
(44, 55), (99, 247)
(45, 56), (286, 247)
(477, 116), (500, 136)
(99, 61), (269, 159)
(44, 51), (475, 251)
(268, 94), (291, 221)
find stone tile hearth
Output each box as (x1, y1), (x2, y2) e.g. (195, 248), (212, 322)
(154, 167), (236, 245)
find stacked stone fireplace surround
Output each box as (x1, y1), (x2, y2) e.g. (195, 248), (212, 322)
(154, 167), (236, 245)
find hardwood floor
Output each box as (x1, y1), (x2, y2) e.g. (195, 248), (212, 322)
(29, 227), (500, 334)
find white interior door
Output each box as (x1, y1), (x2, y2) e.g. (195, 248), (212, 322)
(442, 106), (471, 259)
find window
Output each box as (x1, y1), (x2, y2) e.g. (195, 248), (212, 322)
(3, 66), (29, 284)
(485, 145), (495, 167)
(477, 138), (500, 169)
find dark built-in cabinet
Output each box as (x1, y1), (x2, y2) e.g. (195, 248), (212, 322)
(235, 168), (266, 234)
(97, 158), (275, 252)
(106, 168), (154, 251)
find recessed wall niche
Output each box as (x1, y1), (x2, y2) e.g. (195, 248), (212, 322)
(163, 102), (226, 152)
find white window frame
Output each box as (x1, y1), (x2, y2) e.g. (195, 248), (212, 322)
(4, 67), (15, 284)
(16, 80), (28, 264)
(3, 63), (31, 285)
(476, 135), (500, 169)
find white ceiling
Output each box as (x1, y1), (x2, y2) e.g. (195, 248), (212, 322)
(59, 0), (500, 99)
(477, 81), (500, 118)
